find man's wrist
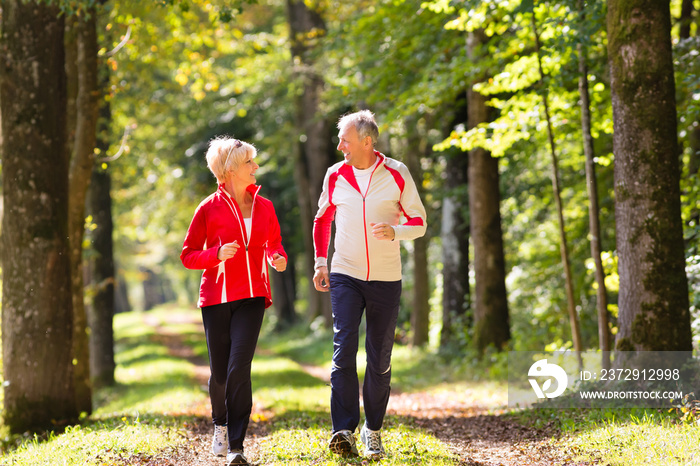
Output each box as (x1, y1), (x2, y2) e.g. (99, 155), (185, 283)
(314, 257), (328, 270)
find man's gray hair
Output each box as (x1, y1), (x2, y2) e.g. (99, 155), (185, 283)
(338, 110), (379, 147)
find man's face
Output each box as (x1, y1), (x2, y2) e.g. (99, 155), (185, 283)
(337, 124), (368, 167)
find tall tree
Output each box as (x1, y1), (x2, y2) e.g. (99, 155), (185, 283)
(286, 0), (334, 324)
(607, 0), (692, 351)
(87, 90), (117, 387)
(679, 0), (696, 39)
(1, 0), (78, 432)
(66, 6), (100, 415)
(468, 30), (510, 353)
(87, 165), (117, 387)
(576, 0), (611, 367)
(439, 112), (470, 350)
(532, 10), (583, 356)
(678, 0), (700, 237)
(405, 116), (431, 347)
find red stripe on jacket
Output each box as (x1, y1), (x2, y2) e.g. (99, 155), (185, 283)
(313, 152), (427, 282)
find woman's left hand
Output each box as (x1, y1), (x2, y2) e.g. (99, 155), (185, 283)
(271, 253), (287, 272)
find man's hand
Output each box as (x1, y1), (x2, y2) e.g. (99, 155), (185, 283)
(217, 241), (239, 261)
(271, 253), (287, 272)
(370, 222), (395, 241)
(313, 265), (330, 292)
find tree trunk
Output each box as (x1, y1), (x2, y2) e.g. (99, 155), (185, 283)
(66, 8), (99, 415)
(87, 63), (116, 387)
(286, 0), (334, 325)
(272, 255), (297, 328)
(607, 0), (692, 352)
(439, 97), (470, 350)
(439, 147), (470, 349)
(469, 145), (510, 354)
(679, 0), (695, 40)
(115, 272), (132, 314)
(577, 0), (611, 369)
(87, 163), (116, 387)
(679, 0), (700, 236)
(0, 0), (78, 432)
(468, 31), (510, 354)
(405, 119), (430, 347)
(532, 14), (583, 358)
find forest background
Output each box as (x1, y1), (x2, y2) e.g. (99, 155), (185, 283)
(0, 0), (699, 436)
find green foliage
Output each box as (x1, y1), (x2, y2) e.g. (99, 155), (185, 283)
(96, 0), (696, 352)
(30, 0), (103, 17)
(424, 0), (617, 351)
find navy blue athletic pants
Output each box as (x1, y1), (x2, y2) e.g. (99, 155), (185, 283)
(201, 297), (265, 451)
(329, 273), (402, 433)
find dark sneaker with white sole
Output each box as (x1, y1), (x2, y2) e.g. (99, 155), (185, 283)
(226, 450), (249, 465)
(328, 429), (359, 457)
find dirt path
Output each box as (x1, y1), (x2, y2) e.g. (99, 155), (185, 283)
(125, 315), (596, 466)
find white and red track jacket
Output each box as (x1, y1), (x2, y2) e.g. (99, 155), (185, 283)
(313, 152), (427, 282)
(181, 183), (287, 309)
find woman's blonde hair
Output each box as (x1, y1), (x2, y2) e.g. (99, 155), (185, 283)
(205, 136), (256, 183)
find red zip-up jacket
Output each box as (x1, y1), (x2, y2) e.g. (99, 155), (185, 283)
(181, 183), (287, 309)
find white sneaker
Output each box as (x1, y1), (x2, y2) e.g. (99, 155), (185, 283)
(211, 424), (228, 457)
(226, 450), (249, 465)
(360, 423), (385, 458)
(328, 429), (359, 457)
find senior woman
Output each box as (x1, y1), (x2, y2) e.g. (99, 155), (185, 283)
(181, 136), (287, 466)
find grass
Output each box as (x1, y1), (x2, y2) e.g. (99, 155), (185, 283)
(2, 304), (699, 465)
(509, 405), (700, 465)
(0, 306), (461, 465)
(256, 419), (459, 465)
(569, 414), (700, 465)
(251, 322), (462, 464)
(0, 308), (209, 465)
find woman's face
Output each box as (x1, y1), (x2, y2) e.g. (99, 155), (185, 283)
(228, 152), (259, 186)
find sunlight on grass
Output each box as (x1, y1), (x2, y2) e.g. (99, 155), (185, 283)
(253, 354), (330, 413)
(1, 418), (185, 466)
(255, 421), (459, 465)
(0, 309), (207, 465)
(259, 321), (334, 368)
(95, 311), (208, 417)
(569, 415), (700, 466)
(253, 327), (463, 464)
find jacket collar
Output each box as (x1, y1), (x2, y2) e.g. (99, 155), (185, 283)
(338, 151), (385, 193)
(217, 183), (261, 199)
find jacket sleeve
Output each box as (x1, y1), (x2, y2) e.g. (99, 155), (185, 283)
(180, 204), (221, 270)
(393, 164), (427, 241)
(265, 203), (288, 264)
(313, 167), (336, 269)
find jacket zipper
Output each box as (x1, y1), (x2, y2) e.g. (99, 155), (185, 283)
(244, 193), (256, 297)
(363, 197), (370, 280)
(361, 160), (381, 281)
(221, 186), (258, 298)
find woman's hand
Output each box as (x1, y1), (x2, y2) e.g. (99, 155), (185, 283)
(271, 253), (287, 272)
(217, 241), (239, 261)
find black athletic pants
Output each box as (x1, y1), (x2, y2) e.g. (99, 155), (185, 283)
(201, 297), (265, 451)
